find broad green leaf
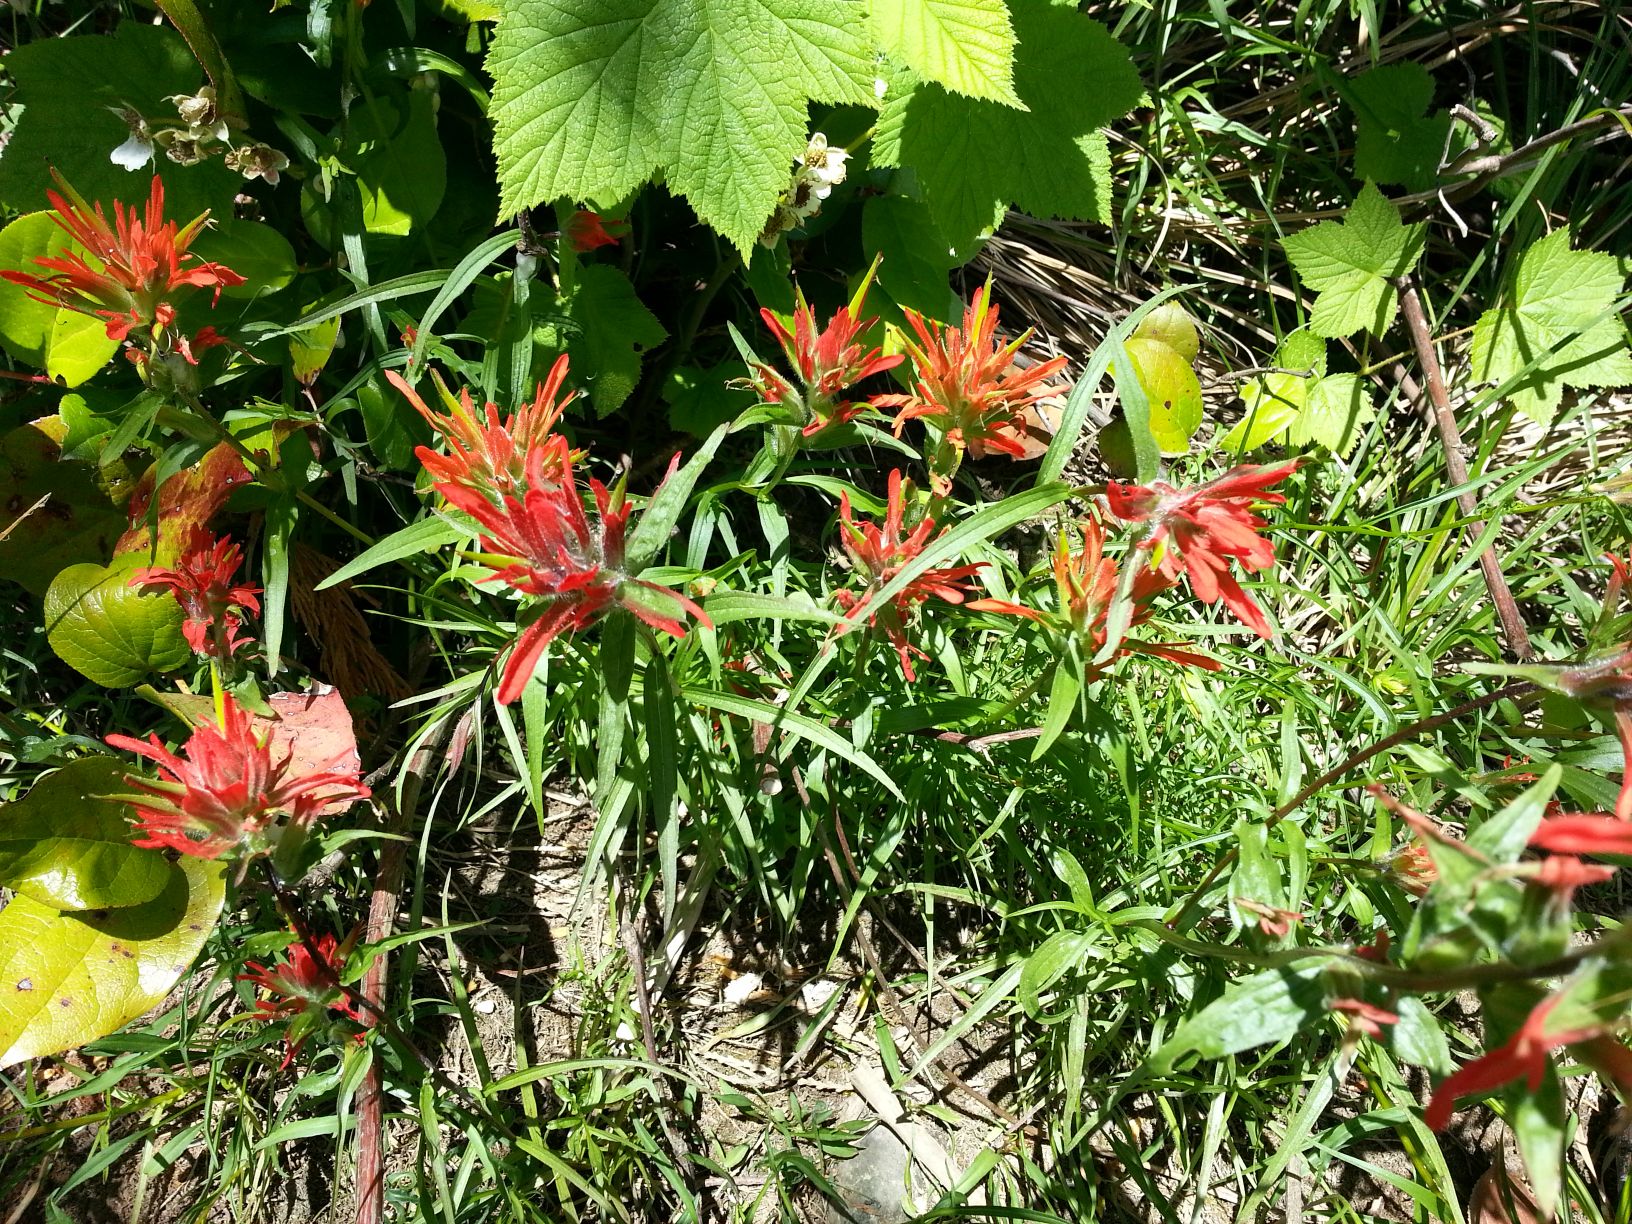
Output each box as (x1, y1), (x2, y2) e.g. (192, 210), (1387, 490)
(1146, 962), (1329, 1075)
(488, 0), (875, 255)
(861, 193), (961, 320)
(1224, 372), (1305, 453)
(0, 419), (130, 597)
(1285, 372), (1376, 454)
(0, 23), (240, 219)
(1468, 228), (1632, 426)
(1347, 63), (1452, 192)
(352, 93), (448, 236)
(1131, 302), (1199, 362)
(868, 0), (1021, 107)
(871, 3), (1142, 250)
(558, 265), (668, 416)
(0, 758), (170, 912)
(317, 516), (468, 590)
(44, 557), (191, 688)
(663, 361), (757, 435)
(190, 221), (298, 299)
(1388, 996), (1452, 1074)
(290, 316), (342, 386)
(1281, 184), (1425, 338)
(0, 853), (226, 1068)
(0, 214), (121, 385)
(1466, 765), (1559, 865)
(1123, 337), (1202, 456)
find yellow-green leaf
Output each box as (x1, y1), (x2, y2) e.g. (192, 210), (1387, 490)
(0, 757), (170, 912)
(44, 556), (192, 688)
(0, 853), (225, 1068)
(1124, 337), (1202, 456)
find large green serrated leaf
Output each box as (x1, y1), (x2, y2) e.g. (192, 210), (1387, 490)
(488, 0), (874, 254)
(0, 758), (171, 912)
(1285, 372), (1376, 454)
(868, 0), (1021, 107)
(1469, 228), (1632, 426)
(1347, 63), (1452, 192)
(561, 265), (668, 416)
(0, 853), (225, 1068)
(872, 3), (1141, 250)
(1281, 184), (1425, 338)
(44, 556), (192, 688)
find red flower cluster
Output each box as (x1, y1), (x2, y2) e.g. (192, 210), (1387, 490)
(0, 174), (241, 360)
(398, 358), (709, 704)
(1105, 460), (1301, 638)
(128, 527), (261, 659)
(747, 272), (903, 437)
(1425, 994), (1601, 1130)
(105, 695), (371, 859)
(877, 283), (1068, 460)
(833, 469), (1032, 681)
(387, 357), (577, 503)
(1044, 518), (1221, 679)
(239, 933), (366, 1069)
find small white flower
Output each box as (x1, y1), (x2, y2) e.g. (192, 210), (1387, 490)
(803, 133), (849, 190)
(874, 76), (888, 100)
(107, 107), (153, 171)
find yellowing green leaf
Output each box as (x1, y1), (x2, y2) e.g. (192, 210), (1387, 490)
(0, 418), (131, 597)
(1469, 228), (1632, 426)
(0, 757), (171, 912)
(1124, 337), (1202, 456)
(1132, 302), (1200, 362)
(0, 853), (225, 1069)
(1281, 184), (1425, 338)
(44, 556), (192, 689)
(1286, 373), (1376, 453)
(872, 3), (1142, 249)
(868, 0), (1021, 107)
(488, 0), (875, 255)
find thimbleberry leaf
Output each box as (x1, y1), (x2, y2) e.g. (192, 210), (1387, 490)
(1347, 63), (1452, 191)
(1468, 228), (1632, 426)
(1281, 184), (1425, 338)
(868, 0), (1022, 108)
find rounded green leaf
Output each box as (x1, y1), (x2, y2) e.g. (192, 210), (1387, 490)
(190, 220), (297, 299)
(0, 853), (225, 1068)
(1125, 337), (1203, 456)
(0, 212), (120, 385)
(0, 757), (169, 911)
(44, 556), (191, 688)
(1131, 302), (1200, 362)
(0, 418), (130, 596)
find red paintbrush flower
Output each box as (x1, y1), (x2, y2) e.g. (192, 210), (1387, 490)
(747, 266), (903, 436)
(104, 695), (371, 859)
(877, 283), (1068, 461)
(128, 526), (261, 659)
(0, 173), (242, 345)
(832, 469), (1032, 681)
(1529, 811), (1632, 857)
(1330, 998), (1399, 1040)
(1425, 993), (1602, 1130)
(1104, 460), (1301, 638)
(239, 932), (366, 1069)
(565, 210), (627, 252)
(434, 451), (710, 704)
(1043, 517), (1221, 679)
(387, 356), (577, 504)
(1234, 896), (1303, 938)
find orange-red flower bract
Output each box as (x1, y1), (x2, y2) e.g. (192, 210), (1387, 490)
(105, 696), (371, 859)
(1529, 811), (1632, 857)
(1330, 997), (1399, 1040)
(1046, 518), (1221, 678)
(239, 933), (366, 1069)
(1104, 460), (1301, 638)
(1425, 994), (1601, 1130)
(747, 275), (903, 436)
(387, 357), (577, 503)
(566, 210), (626, 252)
(0, 173), (243, 344)
(432, 448), (710, 705)
(833, 469), (1032, 681)
(877, 283), (1068, 460)
(128, 527), (261, 658)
